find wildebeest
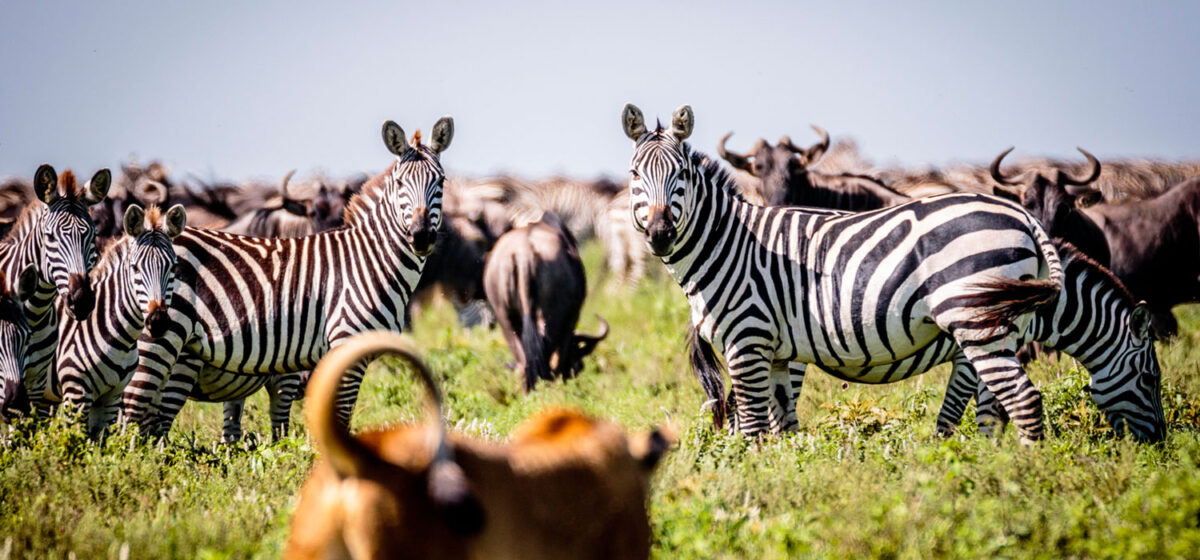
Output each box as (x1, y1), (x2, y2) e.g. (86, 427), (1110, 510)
(222, 170), (316, 238)
(717, 126), (910, 209)
(990, 147), (1111, 267)
(285, 331), (672, 560)
(1077, 176), (1200, 337)
(484, 213), (608, 392)
(408, 212), (495, 327)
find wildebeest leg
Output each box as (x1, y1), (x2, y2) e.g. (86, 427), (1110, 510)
(1152, 308), (1178, 339)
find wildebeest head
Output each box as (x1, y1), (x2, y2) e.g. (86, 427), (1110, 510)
(991, 147), (1102, 224)
(0, 266), (37, 414)
(562, 314), (609, 376)
(718, 126), (829, 205)
(32, 165), (109, 320)
(622, 103), (695, 257)
(381, 118), (454, 257)
(307, 179), (357, 233)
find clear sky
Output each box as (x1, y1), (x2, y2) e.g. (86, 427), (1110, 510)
(2, 1), (1198, 182)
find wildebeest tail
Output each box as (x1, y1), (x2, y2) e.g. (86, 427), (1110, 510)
(516, 257), (549, 392)
(688, 323), (726, 429)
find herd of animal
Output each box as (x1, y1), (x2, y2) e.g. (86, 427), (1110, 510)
(0, 103), (1196, 556)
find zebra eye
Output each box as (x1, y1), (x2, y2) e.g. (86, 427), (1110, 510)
(630, 170), (641, 181)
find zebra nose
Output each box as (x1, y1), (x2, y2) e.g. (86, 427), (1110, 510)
(67, 274), (95, 320)
(146, 301), (171, 338)
(409, 207), (437, 256)
(646, 205), (676, 256)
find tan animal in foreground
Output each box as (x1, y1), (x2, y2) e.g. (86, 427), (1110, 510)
(285, 331), (673, 560)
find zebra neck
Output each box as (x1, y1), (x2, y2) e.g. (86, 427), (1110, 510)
(1033, 263), (1132, 374)
(660, 170), (754, 294)
(0, 217), (54, 318)
(341, 204), (427, 292)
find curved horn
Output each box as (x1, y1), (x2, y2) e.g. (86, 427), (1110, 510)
(989, 146), (1020, 186)
(279, 169), (297, 199)
(574, 313), (609, 341)
(808, 125), (830, 155)
(306, 331), (474, 518)
(717, 132), (754, 173)
(779, 135), (803, 154)
(1062, 147), (1101, 186)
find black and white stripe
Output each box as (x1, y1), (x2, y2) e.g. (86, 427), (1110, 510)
(50, 205), (185, 438)
(0, 165), (108, 413)
(120, 118), (454, 437)
(621, 104), (1161, 443)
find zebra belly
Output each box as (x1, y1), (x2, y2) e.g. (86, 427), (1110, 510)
(821, 334), (959, 384)
(190, 367), (272, 402)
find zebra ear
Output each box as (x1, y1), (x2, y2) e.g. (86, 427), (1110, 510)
(430, 116), (454, 154)
(670, 104), (694, 141)
(16, 265), (38, 303)
(124, 204), (146, 237)
(85, 169), (112, 206)
(165, 204), (188, 238)
(382, 121), (410, 158)
(1130, 302), (1154, 342)
(34, 164), (58, 204)
(622, 103), (646, 141)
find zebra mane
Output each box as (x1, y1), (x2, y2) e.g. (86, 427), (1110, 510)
(0, 202), (47, 245)
(90, 236), (132, 280)
(687, 145), (748, 203)
(344, 146), (443, 228)
(1053, 240), (1136, 305)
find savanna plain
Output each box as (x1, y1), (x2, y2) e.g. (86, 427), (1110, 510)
(2, 244), (1199, 559)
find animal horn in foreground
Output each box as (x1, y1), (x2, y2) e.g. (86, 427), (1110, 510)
(305, 331), (482, 533)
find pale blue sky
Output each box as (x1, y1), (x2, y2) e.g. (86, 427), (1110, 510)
(2, 1), (1198, 181)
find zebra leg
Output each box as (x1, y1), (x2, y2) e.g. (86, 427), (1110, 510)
(935, 350), (978, 437)
(767, 361), (805, 433)
(89, 390), (122, 440)
(222, 401), (246, 443)
(725, 345), (774, 437)
(152, 354), (204, 438)
(952, 335), (1043, 444)
(265, 373), (303, 441)
(123, 329), (187, 431)
(974, 382), (1010, 437)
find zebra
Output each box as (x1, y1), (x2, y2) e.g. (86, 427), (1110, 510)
(46, 204), (186, 438)
(0, 165), (109, 414)
(621, 103), (1163, 442)
(120, 117), (454, 437)
(934, 241), (1164, 439)
(0, 266), (40, 415)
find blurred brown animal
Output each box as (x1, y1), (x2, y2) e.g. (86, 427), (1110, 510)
(285, 330), (672, 560)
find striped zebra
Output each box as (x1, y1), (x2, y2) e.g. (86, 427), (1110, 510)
(47, 205), (185, 438)
(0, 165), (109, 414)
(0, 267), (39, 414)
(120, 117), (454, 436)
(621, 104), (1162, 442)
(934, 241), (1164, 439)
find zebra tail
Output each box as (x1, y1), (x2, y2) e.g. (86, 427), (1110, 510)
(305, 331), (485, 536)
(687, 323), (726, 429)
(966, 215), (1065, 331)
(517, 260), (549, 392)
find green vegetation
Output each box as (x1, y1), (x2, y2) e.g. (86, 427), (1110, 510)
(2, 243), (1199, 559)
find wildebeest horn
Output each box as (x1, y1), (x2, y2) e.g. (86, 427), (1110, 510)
(807, 125), (830, 157)
(717, 132), (753, 172)
(990, 146), (1020, 186)
(575, 313), (609, 341)
(280, 169), (297, 199)
(1062, 147), (1101, 187)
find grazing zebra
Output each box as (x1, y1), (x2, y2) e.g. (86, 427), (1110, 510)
(621, 103), (1160, 443)
(0, 267), (40, 415)
(120, 117), (454, 436)
(48, 205), (186, 438)
(0, 165), (109, 413)
(934, 241), (1164, 439)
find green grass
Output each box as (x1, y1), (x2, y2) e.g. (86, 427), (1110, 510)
(2, 242), (1199, 559)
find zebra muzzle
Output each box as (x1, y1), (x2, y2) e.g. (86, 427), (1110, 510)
(409, 207), (437, 257)
(146, 301), (171, 338)
(646, 205), (676, 256)
(67, 274), (95, 320)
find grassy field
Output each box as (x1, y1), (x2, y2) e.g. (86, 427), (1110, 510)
(2, 243), (1200, 559)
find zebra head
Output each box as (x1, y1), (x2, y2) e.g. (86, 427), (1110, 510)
(32, 164), (109, 320)
(122, 204), (186, 338)
(622, 104), (694, 257)
(381, 117), (454, 258)
(1092, 302), (1166, 442)
(0, 266), (37, 413)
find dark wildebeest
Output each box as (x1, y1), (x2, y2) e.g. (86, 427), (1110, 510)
(990, 147), (1111, 268)
(408, 212), (495, 327)
(1076, 176), (1200, 337)
(718, 126), (910, 209)
(484, 213), (608, 392)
